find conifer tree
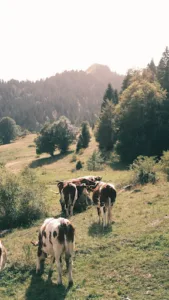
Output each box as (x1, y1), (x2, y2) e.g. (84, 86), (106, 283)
(157, 47), (169, 95)
(101, 84), (118, 111)
(95, 101), (117, 151)
(76, 121), (91, 152)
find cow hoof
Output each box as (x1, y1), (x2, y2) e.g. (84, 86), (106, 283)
(68, 280), (73, 287)
(57, 281), (63, 286)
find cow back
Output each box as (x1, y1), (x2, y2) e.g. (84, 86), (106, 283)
(100, 184), (116, 205)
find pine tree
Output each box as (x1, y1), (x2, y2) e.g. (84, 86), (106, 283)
(148, 59), (157, 75)
(101, 84), (118, 111)
(81, 121), (91, 148)
(76, 121), (91, 152)
(157, 47), (169, 95)
(95, 101), (117, 151)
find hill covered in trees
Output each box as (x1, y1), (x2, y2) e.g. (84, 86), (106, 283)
(0, 65), (124, 132)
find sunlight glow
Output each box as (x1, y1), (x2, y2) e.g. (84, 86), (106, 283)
(0, 0), (168, 80)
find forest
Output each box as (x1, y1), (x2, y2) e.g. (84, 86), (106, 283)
(0, 64), (124, 131)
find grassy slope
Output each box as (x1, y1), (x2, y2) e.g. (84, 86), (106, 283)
(0, 135), (169, 300)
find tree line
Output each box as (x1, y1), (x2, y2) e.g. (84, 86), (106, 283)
(1, 47), (169, 166)
(0, 66), (123, 131)
(95, 47), (169, 163)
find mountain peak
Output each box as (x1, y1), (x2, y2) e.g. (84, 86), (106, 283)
(86, 64), (112, 75)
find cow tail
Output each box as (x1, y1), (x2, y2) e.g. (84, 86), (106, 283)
(65, 223), (75, 256)
(73, 185), (78, 206)
(0, 247), (2, 270)
(0, 245), (7, 271)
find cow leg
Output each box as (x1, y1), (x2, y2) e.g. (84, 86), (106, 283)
(97, 207), (101, 224)
(36, 251), (46, 274)
(65, 253), (73, 286)
(48, 256), (55, 278)
(103, 206), (107, 227)
(65, 207), (69, 218)
(36, 233), (46, 273)
(65, 242), (74, 286)
(54, 244), (64, 285)
(108, 205), (112, 225)
(70, 205), (74, 217)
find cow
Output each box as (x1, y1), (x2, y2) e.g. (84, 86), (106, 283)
(32, 217), (75, 286)
(92, 182), (116, 227)
(77, 175), (102, 182)
(57, 175), (102, 194)
(58, 182), (89, 217)
(75, 176), (102, 186)
(0, 240), (7, 271)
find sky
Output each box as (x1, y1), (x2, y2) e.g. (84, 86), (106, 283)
(0, 0), (168, 81)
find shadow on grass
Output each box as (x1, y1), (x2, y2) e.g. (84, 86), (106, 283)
(25, 271), (71, 300)
(109, 161), (129, 171)
(29, 151), (74, 169)
(88, 222), (113, 237)
(0, 263), (72, 300)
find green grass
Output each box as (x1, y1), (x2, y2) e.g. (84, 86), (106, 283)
(0, 135), (169, 299)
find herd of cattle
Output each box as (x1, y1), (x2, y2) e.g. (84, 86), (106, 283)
(0, 175), (117, 286)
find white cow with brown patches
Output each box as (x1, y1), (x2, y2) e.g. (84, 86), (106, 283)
(32, 217), (75, 286)
(0, 240), (7, 271)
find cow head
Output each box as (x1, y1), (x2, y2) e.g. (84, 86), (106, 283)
(57, 181), (65, 194)
(95, 176), (102, 181)
(77, 183), (89, 197)
(87, 181), (101, 192)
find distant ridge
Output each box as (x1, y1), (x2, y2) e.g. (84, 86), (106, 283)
(0, 65), (124, 131)
(86, 63), (124, 91)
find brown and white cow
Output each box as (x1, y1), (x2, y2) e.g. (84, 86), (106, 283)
(92, 182), (116, 227)
(57, 175), (102, 193)
(76, 176), (102, 186)
(32, 217), (75, 286)
(58, 182), (89, 217)
(0, 240), (7, 271)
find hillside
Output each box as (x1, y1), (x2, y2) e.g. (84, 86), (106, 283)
(0, 65), (124, 131)
(0, 135), (169, 300)
(86, 64), (124, 91)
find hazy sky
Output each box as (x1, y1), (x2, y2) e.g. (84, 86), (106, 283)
(0, 0), (168, 81)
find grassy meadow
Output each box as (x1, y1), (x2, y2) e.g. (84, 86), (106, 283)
(0, 134), (169, 300)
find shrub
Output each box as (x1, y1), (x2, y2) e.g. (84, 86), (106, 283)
(87, 150), (104, 171)
(70, 153), (77, 163)
(160, 151), (169, 180)
(76, 135), (83, 153)
(0, 117), (18, 144)
(76, 160), (83, 170)
(78, 148), (84, 155)
(35, 116), (77, 156)
(130, 156), (157, 185)
(0, 167), (46, 229)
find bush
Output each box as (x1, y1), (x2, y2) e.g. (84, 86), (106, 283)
(70, 153), (77, 163)
(130, 156), (157, 185)
(0, 117), (18, 144)
(35, 116), (77, 156)
(160, 151), (169, 180)
(76, 160), (83, 170)
(0, 167), (46, 229)
(87, 150), (104, 171)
